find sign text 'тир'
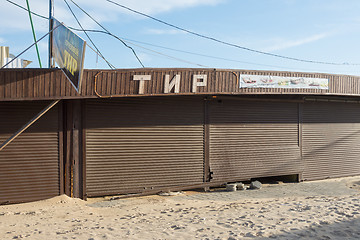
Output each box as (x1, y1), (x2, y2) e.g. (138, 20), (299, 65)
(133, 74), (208, 94)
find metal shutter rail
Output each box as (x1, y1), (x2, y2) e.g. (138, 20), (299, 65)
(302, 102), (360, 180)
(0, 101), (59, 204)
(209, 99), (301, 182)
(85, 97), (204, 197)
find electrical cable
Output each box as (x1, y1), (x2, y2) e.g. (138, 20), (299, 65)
(69, 0), (145, 68)
(6, 0), (360, 70)
(104, 0), (360, 66)
(4, 0), (144, 68)
(134, 48), (209, 68)
(5, 0), (48, 19)
(125, 42), (209, 67)
(1, 25), (61, 69)
(84, 41), (119, 68)
(68, 28), (326, 72)
(25, 0), (42, 68)
(5, 0), (144, 68)
(68, 27), (208, 67)
(63, 0), (116, 69)
(121, 38), (320, 71)
(5, 0), (115, 69)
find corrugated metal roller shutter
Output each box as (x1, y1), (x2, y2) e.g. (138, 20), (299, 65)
(209, 99), (301, 182)
(302, 102), (360, 181)
(0, 101), (59, 204)
(85, 97), (204, 197)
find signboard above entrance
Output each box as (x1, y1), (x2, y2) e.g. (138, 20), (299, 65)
(240, 74), (329, 90)
(52, 18), (86, 92)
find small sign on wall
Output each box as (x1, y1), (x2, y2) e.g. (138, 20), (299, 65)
(240, 74), (329, 90)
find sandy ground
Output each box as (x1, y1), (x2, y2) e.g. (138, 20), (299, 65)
(1, 177), (360, 239)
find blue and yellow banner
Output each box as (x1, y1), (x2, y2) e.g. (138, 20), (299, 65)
(52, 18), (86, 92)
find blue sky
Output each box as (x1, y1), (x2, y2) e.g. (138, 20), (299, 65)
(2, 0), (360, 76)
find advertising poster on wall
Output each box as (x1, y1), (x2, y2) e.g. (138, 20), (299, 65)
(52, 18), (86, 92)
(240, 74), (329, 90)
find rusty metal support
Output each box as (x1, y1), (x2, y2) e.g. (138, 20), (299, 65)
(0, 100), (60, 152)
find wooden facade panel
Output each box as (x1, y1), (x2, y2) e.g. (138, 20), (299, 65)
(9, 70), (16, 98)
(54, 70), (61, 97)
(1, 68), (360, 101)
(33, 70), (40, 98)
(15, 71), (22, 98)
(22, 70), (28, 98)
(0, 71), (4, 99)
(28, 70), (34, 98)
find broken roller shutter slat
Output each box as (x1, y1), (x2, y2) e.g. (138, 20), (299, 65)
(209, 98), (302, 182)
(85, 97), (204, 197)
(0, 101), (59, 204)
(302, 102), (360, 181)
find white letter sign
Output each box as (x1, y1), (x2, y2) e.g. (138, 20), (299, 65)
(133, 75), (151, 94)
(192, 74), (207, 93)
(164, 74), (180, 93)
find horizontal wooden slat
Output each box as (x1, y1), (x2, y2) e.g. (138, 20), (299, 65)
(1, 68), (360, 101)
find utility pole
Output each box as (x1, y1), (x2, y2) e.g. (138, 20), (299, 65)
(48, 0), (54, 68)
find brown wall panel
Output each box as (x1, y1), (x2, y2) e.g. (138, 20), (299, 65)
(0, 101), (60, 204)
(1, 68), (360, 101)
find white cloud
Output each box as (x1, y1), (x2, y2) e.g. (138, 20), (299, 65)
(262, 33), (330, 52)
(1, 0), (225, 32)
(137, 52), (152, 62)
(0, 0), (48, 32)
(37, 41), (48, 53)
(0, 37), (5, 44)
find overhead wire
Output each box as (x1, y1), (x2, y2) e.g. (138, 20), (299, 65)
(106, 37), (331, 72)
(104, 0), (360, 66)
(134, 49), (209, 67)
(63, 0), (116, 69)
(1, 25), (61, 69)
(68, 27), (208, 67)
(5, 0), (117, 68)
(68, 28), (329, 72)
(69, 0), (145, 68)
(5, 0), (144, 68)
(84, 41), (120, 68)
(107, 35), (323, 72)
(5, 0), (360, 71)
(5, 0), (48, 19)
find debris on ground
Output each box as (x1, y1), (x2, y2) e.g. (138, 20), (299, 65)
(250, 180), (262, 190)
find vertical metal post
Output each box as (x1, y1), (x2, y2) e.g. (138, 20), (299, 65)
(298, 102), (304, 182)
(204, 97), (210, 183)
(48, 0), (54, 68)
